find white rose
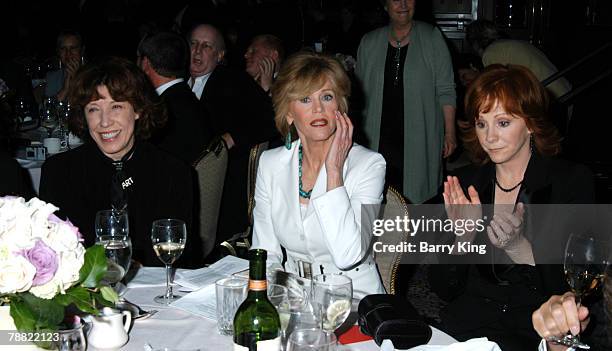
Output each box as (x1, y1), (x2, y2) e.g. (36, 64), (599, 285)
(57, 245), (85, 290)
(29, 277), (61, 299)
(44, 222), (80, 253)
(0, 255), (36, 294)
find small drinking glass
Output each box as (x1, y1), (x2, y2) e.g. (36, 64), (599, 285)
(215, 277), (248, 335)
(151, 219), (187, 304)
(95, 209), (129, 238)
(287, 328), (337, 351)
(311, 274), (353, 331)
(40, 107), (58, 137)
(96, 234), (132, 287)
(53, 323), (87, 351)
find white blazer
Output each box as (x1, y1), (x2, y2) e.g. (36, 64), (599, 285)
(252, 140), (386, 297)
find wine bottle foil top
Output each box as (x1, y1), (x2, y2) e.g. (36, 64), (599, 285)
(248, 279), (267, 291)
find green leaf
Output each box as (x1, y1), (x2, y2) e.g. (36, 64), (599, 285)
(20, 293), (64, 330)
(79, 245), (107, 288)
(99, 286), (119, 304)
(55, 286), (97, 315)
(10, 300), (36, 331)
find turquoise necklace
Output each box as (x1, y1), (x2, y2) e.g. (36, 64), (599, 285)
(298, 144), (312, 199)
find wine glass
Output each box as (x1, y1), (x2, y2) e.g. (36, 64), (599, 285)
(96, 234), (132, 287)
(95, 209), (129, 238)
(286, 328), (337, 351)
(40, 107), (58, 137)
(151, 219), (187, 304)
(311, 274), (352, 331)
(277, 299), (322, 351)
(549, 233), (609, 349)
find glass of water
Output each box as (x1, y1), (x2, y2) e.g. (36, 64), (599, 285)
(96, 234), (132, 287)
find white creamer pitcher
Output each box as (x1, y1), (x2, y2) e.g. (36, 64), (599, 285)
(86, 307), (132, 350)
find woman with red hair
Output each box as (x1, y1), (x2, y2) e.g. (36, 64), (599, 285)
(429, 64), (595, 350)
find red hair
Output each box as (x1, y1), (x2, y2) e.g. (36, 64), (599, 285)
(462, 64), (561, 164)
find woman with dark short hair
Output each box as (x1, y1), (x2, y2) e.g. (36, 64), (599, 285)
(252, 52), (385, 298)
(40, 57), (199, 267)
(429, 64), (595, 350)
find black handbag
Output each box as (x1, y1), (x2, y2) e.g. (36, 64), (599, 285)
(358, 294), (432, 349)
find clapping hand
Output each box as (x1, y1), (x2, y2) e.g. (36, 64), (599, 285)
(487, 203), (525, 249)
(443, 176), (482, 223)
(532, 292), (590, 351)
(325, 111), (353, 190)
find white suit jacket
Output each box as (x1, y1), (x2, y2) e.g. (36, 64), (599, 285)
(252, 140), (386, 297)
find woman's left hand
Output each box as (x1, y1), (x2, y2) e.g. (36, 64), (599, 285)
(325, 111), (353, 188)
(487, 202), (526, 249)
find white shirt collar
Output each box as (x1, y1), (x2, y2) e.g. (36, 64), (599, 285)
(189, 72), (212, 100)
(155, 78), (184, 96)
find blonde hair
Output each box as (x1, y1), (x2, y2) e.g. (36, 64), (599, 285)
(271, 52), (350, 139)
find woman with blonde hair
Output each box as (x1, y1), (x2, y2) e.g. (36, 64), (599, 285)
(252, 52), (386, 297)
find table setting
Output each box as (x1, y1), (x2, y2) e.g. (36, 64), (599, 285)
(0, 197), (506, 351)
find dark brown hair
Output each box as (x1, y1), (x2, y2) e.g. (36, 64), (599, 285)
(462, 64), (561, 164)
(68, 56), (166, 139)
(271, 52), (350, 139)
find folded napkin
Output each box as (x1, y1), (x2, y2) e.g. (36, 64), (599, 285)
(125, 267), (188, 288)
(381, 338), (502, 351)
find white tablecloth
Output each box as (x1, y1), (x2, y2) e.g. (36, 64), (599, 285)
(118, 268), (457, 351)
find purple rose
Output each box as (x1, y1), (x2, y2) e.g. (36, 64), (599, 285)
(23, 240), (59, 286)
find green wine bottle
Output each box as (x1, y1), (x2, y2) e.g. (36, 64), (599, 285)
(233, 249), (281, 350)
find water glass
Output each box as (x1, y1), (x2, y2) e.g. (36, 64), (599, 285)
(278, 300), (322, 351)
(96, 234), (132, 286)
(95, 210), (129, 238)
(311, 274), (353, 331)
(287, 328), (337, 351)
(215, 277), (248, 335)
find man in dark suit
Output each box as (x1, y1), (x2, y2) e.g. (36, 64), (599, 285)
(137, 31), (212, 165)
(188, 24), (278, 243)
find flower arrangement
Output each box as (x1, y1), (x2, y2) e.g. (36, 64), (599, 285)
(0, 196), (117, 338)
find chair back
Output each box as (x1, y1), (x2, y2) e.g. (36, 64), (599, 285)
(375, 186), (410, 294)
(219, 141), (269, 257)
(193, 139), (228, 258)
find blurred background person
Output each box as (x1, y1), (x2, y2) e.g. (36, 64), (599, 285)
(466, 19), (571, 101)
(137, 30), (212, 165)
(40, 57), (200, 267)
(355, 0), (456, 204)
(188, 23), (277, 244)
(252, 52), (385, 298)
(244, 34), (284, 93)
(45, 30), (84, 101)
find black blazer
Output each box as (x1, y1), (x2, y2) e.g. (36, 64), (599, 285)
(200, 65), (277, 150)
(39, 142), (201, 267)
(153, 81), (212, 165)
(431, 153), (595, 298)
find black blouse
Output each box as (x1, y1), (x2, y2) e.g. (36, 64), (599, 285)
(39, 141), (201, 267)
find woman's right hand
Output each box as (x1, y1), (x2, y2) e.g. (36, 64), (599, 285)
(532, 292), (590, 351)
(443, 176), (482, 242)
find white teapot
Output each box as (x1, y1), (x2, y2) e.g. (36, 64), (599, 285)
(86, 307), (132, 350)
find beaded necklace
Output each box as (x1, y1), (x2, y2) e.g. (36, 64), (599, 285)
(298, 144), (312, 199)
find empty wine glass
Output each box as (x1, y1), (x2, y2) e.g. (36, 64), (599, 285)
(277, 299), (322, 351)
(151, 219), (187, 304)
(40, 107), (58, 137)
(95, 209), (129, 238)
(548, 233), (609, 349)
(311, 274), (352, 331)
(96, 234), (132, 287)
(286, 328), (337, 351)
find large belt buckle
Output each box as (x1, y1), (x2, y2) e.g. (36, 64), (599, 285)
(297, 260), (313, 279)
